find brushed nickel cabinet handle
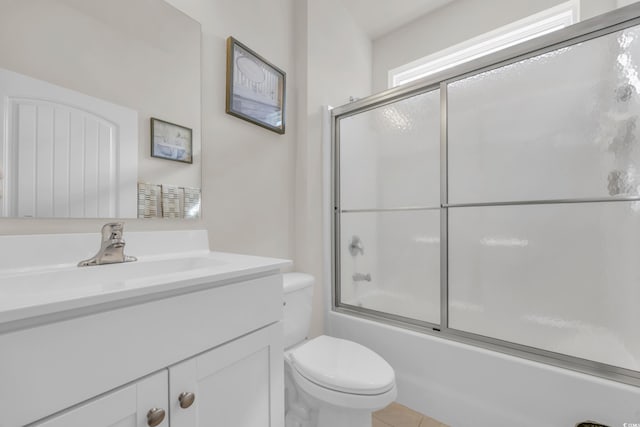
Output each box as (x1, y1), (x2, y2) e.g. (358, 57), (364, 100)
(179, 391), (196, 409)
(147, 407), (165, 427)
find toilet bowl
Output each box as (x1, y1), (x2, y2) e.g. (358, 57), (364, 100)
(283, 273), (397, 427)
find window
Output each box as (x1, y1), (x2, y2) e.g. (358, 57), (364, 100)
(388, 1), (579, 88)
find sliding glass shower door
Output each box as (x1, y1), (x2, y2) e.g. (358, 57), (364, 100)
(336, 90), (441, 324)
(333, 11), (640, 384)
(446, 24), (640, 371)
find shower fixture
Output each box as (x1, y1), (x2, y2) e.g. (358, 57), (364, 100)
(348, 235), (364, 256)
(352, 272), (372, 282)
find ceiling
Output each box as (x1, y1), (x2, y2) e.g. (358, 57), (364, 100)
(341, 0), (456, 40)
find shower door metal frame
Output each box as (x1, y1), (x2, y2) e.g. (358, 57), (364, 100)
(331, 2), (640, 387)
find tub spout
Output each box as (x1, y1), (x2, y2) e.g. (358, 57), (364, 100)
(353, 272), (371, 282)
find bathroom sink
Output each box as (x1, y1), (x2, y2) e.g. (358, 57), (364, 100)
(0, 246), (290, 325)
(1, 255), (224, 290)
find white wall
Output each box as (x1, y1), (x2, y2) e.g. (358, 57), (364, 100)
(295, 0), (372, 336)
(166, 0), (296, 259)
(0, 0), (297, 263)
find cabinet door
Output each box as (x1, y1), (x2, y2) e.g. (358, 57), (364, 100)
(32, 370), (168, 427)
(170, 323), (284, 427)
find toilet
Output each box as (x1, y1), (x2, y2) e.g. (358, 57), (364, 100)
(283, 273), (397, 427)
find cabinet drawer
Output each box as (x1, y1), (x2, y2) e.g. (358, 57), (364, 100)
(0, 273), (282, 427)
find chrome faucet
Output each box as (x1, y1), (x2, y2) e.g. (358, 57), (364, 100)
(78, 222), (137, 267)
(352, 272), (371, 282)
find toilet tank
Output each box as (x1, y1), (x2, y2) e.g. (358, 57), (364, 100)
(282, 272), (314, 349)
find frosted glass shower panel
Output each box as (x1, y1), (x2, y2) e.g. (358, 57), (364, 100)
(339, 90), (440, 210)
(448, 26), (640, 204)
(339, 210), (440, 324)
(448, 202), (640, 370)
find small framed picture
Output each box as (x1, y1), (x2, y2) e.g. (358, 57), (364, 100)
(150, 118), (193, 164)
(226, 37), (286, 134)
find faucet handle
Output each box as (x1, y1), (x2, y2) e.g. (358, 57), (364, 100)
(101, 222), (124, 240)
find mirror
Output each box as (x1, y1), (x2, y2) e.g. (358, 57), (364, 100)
(0, 0), (201, 219)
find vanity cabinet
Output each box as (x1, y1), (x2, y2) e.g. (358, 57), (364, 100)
(169, 323), (283, 427)
(1, 272), (285, 427)
(32, 323), (282, 427)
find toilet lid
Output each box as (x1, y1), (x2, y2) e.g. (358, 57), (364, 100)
(290, 335), (395, 395)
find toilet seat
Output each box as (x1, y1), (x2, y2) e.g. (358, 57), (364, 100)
(290, 362), (398, 410)
(289, 335), (395, 396)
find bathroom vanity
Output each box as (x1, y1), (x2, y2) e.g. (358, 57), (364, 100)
(0, 230), (289, 427)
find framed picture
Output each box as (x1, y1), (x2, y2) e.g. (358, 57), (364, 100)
(226, 37), (286, 134)
(150, 118), (193, 164)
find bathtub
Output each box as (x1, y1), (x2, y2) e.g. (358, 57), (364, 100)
(349, 290), (639, 372)
(328, 310), (640, 426)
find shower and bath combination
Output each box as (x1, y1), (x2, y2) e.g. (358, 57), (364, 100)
(331, 4), (640, 397)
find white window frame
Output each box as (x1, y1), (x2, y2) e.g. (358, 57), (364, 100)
(388, 0), (580, 88)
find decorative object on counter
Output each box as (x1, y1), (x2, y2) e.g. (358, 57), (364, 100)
(151, 117), (193, 163)
(226, 36), (286, 134)
(137, 183), (200, 219)
(183, 186), (202, 219)
(137, 183), (162, 218)
(161, 184), (183, 219)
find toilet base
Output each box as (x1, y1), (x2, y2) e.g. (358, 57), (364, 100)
(285, 390), (375, 427)
(284, 358), (395, 427)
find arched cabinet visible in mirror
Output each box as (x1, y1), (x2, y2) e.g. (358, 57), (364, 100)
(0, 0), (201, 219)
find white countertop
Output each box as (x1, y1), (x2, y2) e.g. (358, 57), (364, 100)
(0, 230), (291, 326)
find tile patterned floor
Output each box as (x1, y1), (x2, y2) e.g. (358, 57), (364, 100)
(373, 402), (449, 427)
